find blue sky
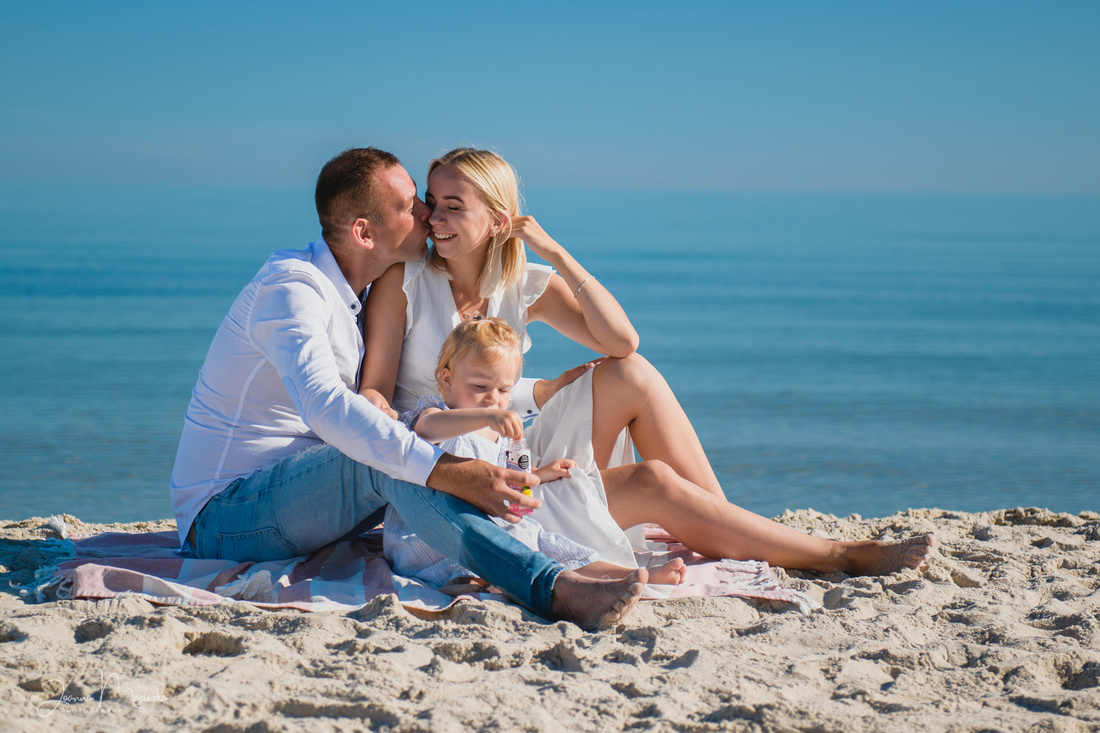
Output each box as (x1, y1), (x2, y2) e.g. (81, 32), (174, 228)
(2, 1), (1098, 193)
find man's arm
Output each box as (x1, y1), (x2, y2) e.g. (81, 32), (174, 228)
(426, 453), (540, 523)
(249, 269), (536, 519)
(250, 269), (442, 486)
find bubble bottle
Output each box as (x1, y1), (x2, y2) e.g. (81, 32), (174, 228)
(505, 437), (534, 516)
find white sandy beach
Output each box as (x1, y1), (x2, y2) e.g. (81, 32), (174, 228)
(2, 507), (1098, 732)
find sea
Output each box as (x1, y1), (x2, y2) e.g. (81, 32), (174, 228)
(1, 184), (1097, 524)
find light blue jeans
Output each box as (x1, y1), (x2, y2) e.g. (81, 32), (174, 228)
(189, 444), (563, 618)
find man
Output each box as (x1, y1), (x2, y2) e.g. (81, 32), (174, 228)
(170, 148), (645, 629)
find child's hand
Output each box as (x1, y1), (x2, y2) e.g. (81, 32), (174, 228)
(534, 458), (576, 484)
(487, 410), (524, 440)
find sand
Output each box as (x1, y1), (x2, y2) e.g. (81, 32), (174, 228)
(1, 507), (1098, 732)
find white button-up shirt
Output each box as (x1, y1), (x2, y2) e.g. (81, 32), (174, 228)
(170, 237), (444, 546)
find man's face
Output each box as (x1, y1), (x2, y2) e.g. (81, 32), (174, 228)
(370, 165), (430, 262)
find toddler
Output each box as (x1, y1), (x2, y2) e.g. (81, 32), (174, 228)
(383, 318), (685, 592)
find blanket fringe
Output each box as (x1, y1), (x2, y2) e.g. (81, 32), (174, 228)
(27, 563), (70, 603)
(45, 515), (70, 540)
(16, 529), (75, 603)
(718, 559), (822, 615)
(788, 589), (821, 615)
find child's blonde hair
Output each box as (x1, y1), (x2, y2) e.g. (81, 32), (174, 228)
(426, 147), (526, 298)
(435, 317), (523, 394)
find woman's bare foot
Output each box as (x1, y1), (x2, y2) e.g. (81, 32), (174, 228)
(551, 568), (648, 631)
(648, 557), (686, 585)
(837, 534), (936, 576)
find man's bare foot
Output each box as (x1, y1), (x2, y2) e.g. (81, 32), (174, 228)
(838, 534), (936, 576)
(648, 557), (686, 585)
(551, 568), (648, 631)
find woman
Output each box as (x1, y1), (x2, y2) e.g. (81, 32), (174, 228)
(360, 147), (933, 575)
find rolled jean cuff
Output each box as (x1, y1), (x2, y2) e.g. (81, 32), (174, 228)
(532, 560), (565, 619)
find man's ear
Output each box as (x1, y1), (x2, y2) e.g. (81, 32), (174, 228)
(350, 217), (376, 250)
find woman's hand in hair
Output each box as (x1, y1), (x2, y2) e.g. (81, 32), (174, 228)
(509, 215), (565, 261)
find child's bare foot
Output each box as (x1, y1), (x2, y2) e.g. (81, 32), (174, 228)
(838, 534), (936, 576)
(648, 557), (686, 585)
(438, 577), (492, 597)
(551, 568), (648, 631)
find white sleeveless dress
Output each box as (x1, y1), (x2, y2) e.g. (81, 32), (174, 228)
(393, 257), (639, 567)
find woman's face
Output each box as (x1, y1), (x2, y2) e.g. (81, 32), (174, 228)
(426, 164), (498, 260)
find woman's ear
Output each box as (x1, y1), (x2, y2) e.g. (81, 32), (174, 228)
(493, 211), (511, 235)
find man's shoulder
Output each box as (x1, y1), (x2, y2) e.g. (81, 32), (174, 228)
(252, 246), (329, 287)
(265, 245), (317, 272)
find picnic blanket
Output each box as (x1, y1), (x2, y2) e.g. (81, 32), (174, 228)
(35, 523), (817, 616)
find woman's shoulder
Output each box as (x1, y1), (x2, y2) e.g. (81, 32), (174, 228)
(519, 261), (555, 307)
(402, 255), (453, 313)
(402, 256), (429, 288)
(524, 261), (554, 279)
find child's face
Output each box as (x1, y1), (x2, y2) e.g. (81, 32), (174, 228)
(441, 353), (521, 411)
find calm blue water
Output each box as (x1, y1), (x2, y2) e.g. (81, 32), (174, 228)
(1, 184), (1097, 523)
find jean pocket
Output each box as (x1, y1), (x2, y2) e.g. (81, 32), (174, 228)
(215, 527), (297, 562)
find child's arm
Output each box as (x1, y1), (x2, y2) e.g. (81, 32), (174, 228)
(533, 458), (577, 484)
(413, 408), (524, 443)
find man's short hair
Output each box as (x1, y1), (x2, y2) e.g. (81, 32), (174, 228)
(315, 148), (402, 244)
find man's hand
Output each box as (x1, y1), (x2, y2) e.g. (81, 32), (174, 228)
(426, 453), (540, 523)
(532, 360), (602, 409)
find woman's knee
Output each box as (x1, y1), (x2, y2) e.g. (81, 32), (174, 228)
(595, 352), (658, 392)
(632, 459), (680, 497)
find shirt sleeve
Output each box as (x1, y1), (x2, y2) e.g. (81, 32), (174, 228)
(248, 269), (444, 486)
(510, 377), (541, 420)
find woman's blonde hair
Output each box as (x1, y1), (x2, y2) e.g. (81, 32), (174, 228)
(435, 318), (523, 394)
(427, 148), (526, 297)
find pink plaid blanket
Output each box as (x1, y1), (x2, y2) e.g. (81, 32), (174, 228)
(44, 528), (816, 616)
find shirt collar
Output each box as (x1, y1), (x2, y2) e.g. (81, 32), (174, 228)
(310, 236), (364, 317)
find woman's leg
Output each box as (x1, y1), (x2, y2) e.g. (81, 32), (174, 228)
(601, 461), (934, 575)
(589, 354), (724, 497)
